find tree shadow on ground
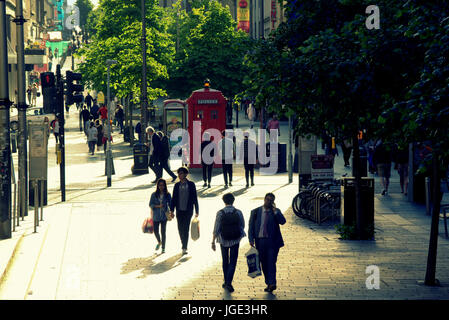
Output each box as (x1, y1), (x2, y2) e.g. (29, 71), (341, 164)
(121, 253), (191, 279)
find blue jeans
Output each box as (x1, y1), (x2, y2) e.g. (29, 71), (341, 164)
(220, 243), (239, 285)
(256, 238), (279, 286)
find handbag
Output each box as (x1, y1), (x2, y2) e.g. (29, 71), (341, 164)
(165, 210), (174, 221)
(190, 217), (200, 241)
(245, 247), (262, 278)
(142, 217), (154, 234)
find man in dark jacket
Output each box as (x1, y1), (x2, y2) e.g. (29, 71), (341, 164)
(158, 131), (177, 182)
(80, 106), (91, 135)
(248, 193), (286, 293)
(169, 167), (199, 255)
(146, 126), (163, 183)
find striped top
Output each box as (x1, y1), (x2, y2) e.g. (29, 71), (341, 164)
(213, 206), (246, 247)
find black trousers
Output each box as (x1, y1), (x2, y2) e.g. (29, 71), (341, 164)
(220, 243), (239, 285)
(244, 163), (254, 184)
(160, 157), (176, 179)
(149, 154), (162, 179)
(153, 220), (167, 249)
(222, 164), (233, 185)
(202, 163), (213, 184)
(176, 210), (193, 250)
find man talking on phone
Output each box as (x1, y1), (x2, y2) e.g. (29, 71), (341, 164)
(248, 193), (286, 293)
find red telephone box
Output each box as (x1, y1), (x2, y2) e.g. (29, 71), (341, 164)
(186, 85), (227, 168)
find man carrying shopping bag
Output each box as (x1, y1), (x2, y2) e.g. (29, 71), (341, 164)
(212, 193), (245, 293)
(248, 193), (286, 293)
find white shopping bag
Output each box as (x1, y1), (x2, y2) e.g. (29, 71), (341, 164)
(245, 246), (262, 278)
(191, 217), (200, 241)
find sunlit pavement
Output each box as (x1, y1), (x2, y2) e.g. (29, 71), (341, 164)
(1, 91), (449, 299)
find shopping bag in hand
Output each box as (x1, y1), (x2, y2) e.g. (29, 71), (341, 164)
(190, 217), (200, 241)
(245, 247), (262, 278)
(142, 217), (154, 234)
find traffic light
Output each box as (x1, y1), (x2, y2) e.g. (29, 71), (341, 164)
(65, 71), (83, 105)
(40, 72), (57, 113)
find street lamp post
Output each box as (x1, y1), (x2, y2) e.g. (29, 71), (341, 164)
(141, 0), (148, 144)
(106, 59), (117, 187)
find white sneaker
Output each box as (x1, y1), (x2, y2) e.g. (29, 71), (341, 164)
(182, 249), (188, 255)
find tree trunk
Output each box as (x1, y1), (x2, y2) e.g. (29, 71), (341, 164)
(424, 152), (441, 286)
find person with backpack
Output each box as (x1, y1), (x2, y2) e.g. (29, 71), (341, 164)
(211, 193), (245, 293)
(157, 131), (177, 182)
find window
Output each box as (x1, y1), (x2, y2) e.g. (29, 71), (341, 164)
(211, 110), (218, 120)
(196, 110), (203, 119)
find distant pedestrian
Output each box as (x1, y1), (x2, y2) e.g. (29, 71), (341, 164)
(146, 126), (162, 183)
(393, 144), (409, 196)
(27, 85), (32, 106)
(169, 167), (199, 255)
(267, 114), (280, 136)
(157, 131), (177, 182)
(373, 140), (392, 195)
(51, 118), (60, 144)
(87, 122), (98, 155)
(248, 193), (286, 293)
(247, 103), (256, 128)
(90, 101), (99, 120)
(115, 104), (125, 133)
(95, 119), (104, 151)
(99, 104), (108, 125)
(219, 130), (234, 188)
(240, 132), (256, 187)
(85, 92), (93, 109)
(212, 193), (245, 293)
(201, 132), (215, 188)
(341, 138), (353, 167)
(149, 178), (172, 254)
(31, 83), (38, 107)
(80, 106), (91, 135)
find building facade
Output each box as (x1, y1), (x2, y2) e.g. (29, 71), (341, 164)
(5, 0), (67, 103)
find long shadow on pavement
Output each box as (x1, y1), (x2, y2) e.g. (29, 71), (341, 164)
(121, 253), (191, 279)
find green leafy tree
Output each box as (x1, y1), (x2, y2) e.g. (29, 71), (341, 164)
(75, 0), (94, 30)
(76, 0), (175, 101)
(165, 0), (252, 99)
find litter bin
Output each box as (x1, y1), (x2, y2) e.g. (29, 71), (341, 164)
(132, 143), (149, 175)
(352, 146), (368, 177)
(340, 177), (375, 239)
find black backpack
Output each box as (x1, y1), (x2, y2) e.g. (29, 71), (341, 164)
(220, 209), (241, 240)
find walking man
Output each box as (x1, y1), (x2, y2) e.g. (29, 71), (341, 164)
(80, 106), (91, 135)
(157, 131), (177, 182)
(201, 132), (215, 188)
(240, 132), (256, 187)
(146, 126), (162, 183)
(212, 193), (245, 292)
(169, 167), (199, 255)
(248, 193), (286, 293)
(85, 92), (93, 110)
(219, 130), (234, 188)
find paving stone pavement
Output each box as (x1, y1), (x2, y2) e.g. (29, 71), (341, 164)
(1, 107), (449, 300)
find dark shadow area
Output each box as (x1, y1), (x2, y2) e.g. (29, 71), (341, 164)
(121, 253), (185, 278)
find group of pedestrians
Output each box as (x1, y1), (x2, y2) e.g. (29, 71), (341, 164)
(148, 167), (286, 294)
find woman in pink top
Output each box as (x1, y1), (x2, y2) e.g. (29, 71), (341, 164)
(267, 114), (280, 136)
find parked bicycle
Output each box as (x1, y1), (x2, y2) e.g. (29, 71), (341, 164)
(292, 179), (341, 224)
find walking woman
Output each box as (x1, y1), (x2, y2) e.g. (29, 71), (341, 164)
(149, 178), (172, 253)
